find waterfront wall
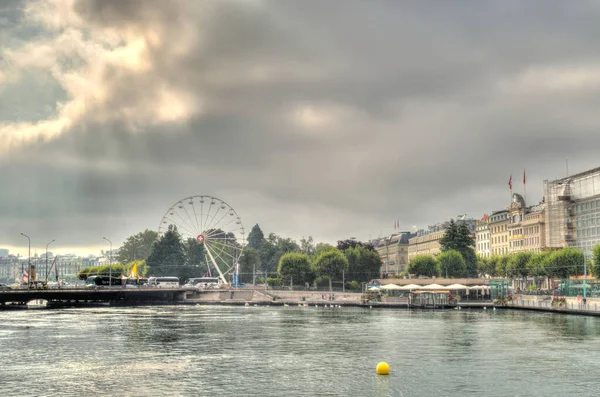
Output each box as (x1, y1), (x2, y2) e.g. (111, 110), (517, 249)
(511, 294), (600, 315)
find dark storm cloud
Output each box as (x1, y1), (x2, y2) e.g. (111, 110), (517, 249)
(3, 0), (600, 251)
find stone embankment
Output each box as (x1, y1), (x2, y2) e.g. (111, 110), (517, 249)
(509, 294), (600, 316)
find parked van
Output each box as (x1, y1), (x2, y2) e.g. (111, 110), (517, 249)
(184, 277), (222, 289)
(147, 277), (180, 288)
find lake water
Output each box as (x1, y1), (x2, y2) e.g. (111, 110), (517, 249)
(0, 305), (599, 396)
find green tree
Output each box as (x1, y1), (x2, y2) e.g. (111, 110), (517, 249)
(344, 246), (382, 283)
(437, 250), (466, 278)
(312, 248), (349, 291)
(247, 224), (265, 250)
(526, 251), (552, 278)
(117, 229), (159, 264)
(314, 243), (335, 257)
(238, 247), (260, 284)
(542, 248), (584, 279)
(146, 225), (185, 279)
(439, 220), (477, 277)
(184, 238), (206, 268)
(496, 255), (511, 278)
(592, 244), (600, 278)
(407, 255), (439, 277)
(299, 236), (315, 257)
(77, 264), (126, 280)
(278, 252), (314, 285)
(258, 233), (300, 275)
(477, 256), (496, 277)
(507, 251), (533, 278)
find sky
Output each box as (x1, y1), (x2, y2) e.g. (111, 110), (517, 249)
(2, 0), (600, 257)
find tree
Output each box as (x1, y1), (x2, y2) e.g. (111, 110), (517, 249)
(439, 220), (477, 277)
(407, 255), (439, 277)
(299, 236), (315, 257)
(437, 250), (466, 278)
(184, 238), (205, 268)
(146, 225), (185, 279)
(495, 255), (511, 278)
(542, 248), (584, 279)
(247, 224), (265, 250)
(526, 251), (551, 278)
(343, 246), (382, 283)
(238, 247), (260, 284)
(477, 256), (496, 277)
(507, 252), (533, 278)
(278, 252), (314, 285)
(337, 239), (376, 252)
(117, 229), (159, 264)
(312, 248), (349, 291)
(592, 244), (600, 278)
(314, 243), (335, 257)
(258, 233), (300, 275)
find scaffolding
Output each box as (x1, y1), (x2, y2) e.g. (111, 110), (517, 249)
(544, 166), (600, 257)
(544, 179), (572, 249)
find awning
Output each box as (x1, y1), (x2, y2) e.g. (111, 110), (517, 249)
(398, 284), (422, 290)
(419, 283), (445, 290)
(380, 284), (403, 290)
(445, 284), (469, 290)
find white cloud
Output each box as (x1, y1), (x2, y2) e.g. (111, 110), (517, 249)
(0, 0), (199, 152)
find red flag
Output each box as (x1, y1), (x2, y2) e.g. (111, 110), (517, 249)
(523, 169), (526, 185)
(508, 175), (513, 190)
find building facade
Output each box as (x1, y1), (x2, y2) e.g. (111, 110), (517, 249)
(489, 210), (509, 256)
(544, 166), (600, 258)
(375, 232), (415, 275)
(408, 215), (477, 261)
(506, 193), (547, 254)
(475, 219), (491, 258)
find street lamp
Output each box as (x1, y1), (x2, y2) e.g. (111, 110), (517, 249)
(20, 233), (30, 289)
(583, 250), (587, 302)
(103, 237), (113, 287)
(45, 239), (55, 282)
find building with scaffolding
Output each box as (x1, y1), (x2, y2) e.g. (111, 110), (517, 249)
(544, 166), (600, 258)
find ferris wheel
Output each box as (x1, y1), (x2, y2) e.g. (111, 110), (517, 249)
(158, 195), (245, 285)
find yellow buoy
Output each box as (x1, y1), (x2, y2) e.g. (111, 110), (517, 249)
(376, 362), (390, 375)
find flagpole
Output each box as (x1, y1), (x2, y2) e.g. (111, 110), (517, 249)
(523, 169), (527, 206)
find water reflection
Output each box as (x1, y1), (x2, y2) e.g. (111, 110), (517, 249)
(0, 307), (599, 396)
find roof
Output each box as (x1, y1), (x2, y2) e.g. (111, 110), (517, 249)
(373, 278), (491, 286)
(547, 166), (600, 184)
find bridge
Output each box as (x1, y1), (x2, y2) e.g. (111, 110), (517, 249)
(0, 287), (195, 307)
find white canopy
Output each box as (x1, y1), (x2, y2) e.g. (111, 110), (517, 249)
(367, 286), (380, 291)
(469, 285), (490, 290)
(445, 284), (469, 290)
(398, 284), (422, 290)
(419, 283), (445, 290)
(380, 284), (403, 290)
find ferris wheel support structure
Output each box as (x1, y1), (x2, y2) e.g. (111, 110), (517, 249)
(203, 240), (228, 286)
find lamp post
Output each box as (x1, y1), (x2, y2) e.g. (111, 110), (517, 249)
(583, 250), (587, 302)
(45, 239), (55, 282)
(103, 237), (113, 287)
(20, 233), (30, 289)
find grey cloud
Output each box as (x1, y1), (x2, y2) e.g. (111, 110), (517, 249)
(4, 0), (600, 252)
